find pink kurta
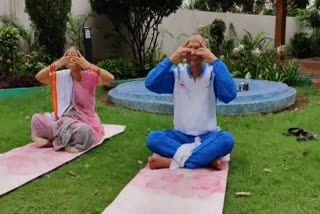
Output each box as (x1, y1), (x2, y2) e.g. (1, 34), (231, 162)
(72, 70), (105, 144)
(31, 70), (105, 149)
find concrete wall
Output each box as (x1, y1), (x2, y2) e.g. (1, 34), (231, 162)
(0, 1), (309, 60)
(158, 9), (308, 56)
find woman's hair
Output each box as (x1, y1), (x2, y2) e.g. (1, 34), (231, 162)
(65, 46), (83, 56)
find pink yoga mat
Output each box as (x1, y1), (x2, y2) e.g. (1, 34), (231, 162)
(0, 124), (125, 196)
(103, 154), (230, 214)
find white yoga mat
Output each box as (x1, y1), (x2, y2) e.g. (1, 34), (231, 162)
(0, 124), (126, 196)
(103, 155), (230, 214)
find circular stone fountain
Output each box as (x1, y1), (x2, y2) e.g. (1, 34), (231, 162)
(108, 79), (296, 115)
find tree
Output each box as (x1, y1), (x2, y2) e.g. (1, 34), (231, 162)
(66, 13), (91, 53)
(297, 0), (320, 33)
(188, 0), (268, 14)
(25, 0), (71, 58)
(187, 0), (210, 11)
(90, 0), (182, 71)
(189, 0), (239, 12)
(209, 19), (226, 54)
(292, 0), (309, 9)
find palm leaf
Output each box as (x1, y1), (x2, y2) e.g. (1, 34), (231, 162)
(243, 30), (253, 43)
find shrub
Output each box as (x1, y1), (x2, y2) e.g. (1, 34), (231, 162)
(209, 19), (226, 54)
(218, 30), (302, 86)
(311, 33), (320, 57)
(221, 38), (235, 58)
(25, 0), (71, 58)
(279, 60), (302, 86)
(0, 15), (38, 53)
(240, 31), (271, 53)
(0, 26), (20, 79)
(145, 48), (168, 74)
(18, 51), (53, 75)
(288, 32), (312, 58)
(97, 58), (141, 80)
(227, 35), (302, 87)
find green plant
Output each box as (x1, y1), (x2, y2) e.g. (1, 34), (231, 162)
(228, 23), (239, 45)
(0, 15), (38, 53)
(0, 26), (20, 79)
(186, 0), (209, 11)
(221, 38), (235, 58)
(97, 58), (141, 79)
(145, 49), (168, 73)
(90, 0), (183, 70)
(287, 32), (312, 58)
(17, 51), (53, 75)
(296, 0), (320, 40)
(279, 60), (302, 85)
(311, 32), (320, 57)
(227, 38), (302, 86)
(197, 24), (211, 47)
(66, 13), (91, 53)
(209, 19), (226, 54)
(25, 0), (71, 58)
(241, 31), (271, 52)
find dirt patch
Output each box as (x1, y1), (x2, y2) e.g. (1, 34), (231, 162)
(98, 88), (116, 107)
(297, 58), (320, 79)
(282, 95), (309, 112)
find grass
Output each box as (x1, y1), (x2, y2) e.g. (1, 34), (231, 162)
(0, 86), (320, 213)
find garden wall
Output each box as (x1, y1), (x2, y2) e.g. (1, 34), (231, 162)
(0, 0), (309, 59)
(158, 9), (309, 56)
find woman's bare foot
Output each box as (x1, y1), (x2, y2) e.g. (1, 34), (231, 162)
(32, 136), (53, 148)
(148, 156), (172, 169)
(210, 158), (223, 170)
(65, 145), (81, 153)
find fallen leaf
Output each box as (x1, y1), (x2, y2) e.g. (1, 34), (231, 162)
(137, 160), (143, 165)
(294, 108), (299, 111)
(94, 191), (99, 196)
(69, 170), (77, 177)
(235, 192), (251, 196)
(263, 168), (272, 173)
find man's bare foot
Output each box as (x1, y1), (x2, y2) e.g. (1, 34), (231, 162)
(210, 158), (223, 170)
(148, 156), (172, 169)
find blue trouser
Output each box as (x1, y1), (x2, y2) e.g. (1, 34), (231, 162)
(147, 130), (234, 169)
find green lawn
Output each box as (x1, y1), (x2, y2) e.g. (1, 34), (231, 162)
(0, 86), (320, 213)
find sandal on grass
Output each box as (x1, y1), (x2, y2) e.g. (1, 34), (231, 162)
(296, 131), (319, 142)
(283, 128), (304, 136)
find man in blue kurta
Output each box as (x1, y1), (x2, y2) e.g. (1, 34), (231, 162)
(145, 35), (237, 170)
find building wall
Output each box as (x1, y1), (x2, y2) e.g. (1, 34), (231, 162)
(0, 1), (309, 59)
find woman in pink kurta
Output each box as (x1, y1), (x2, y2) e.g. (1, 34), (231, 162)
(31, 47), (114, 153)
